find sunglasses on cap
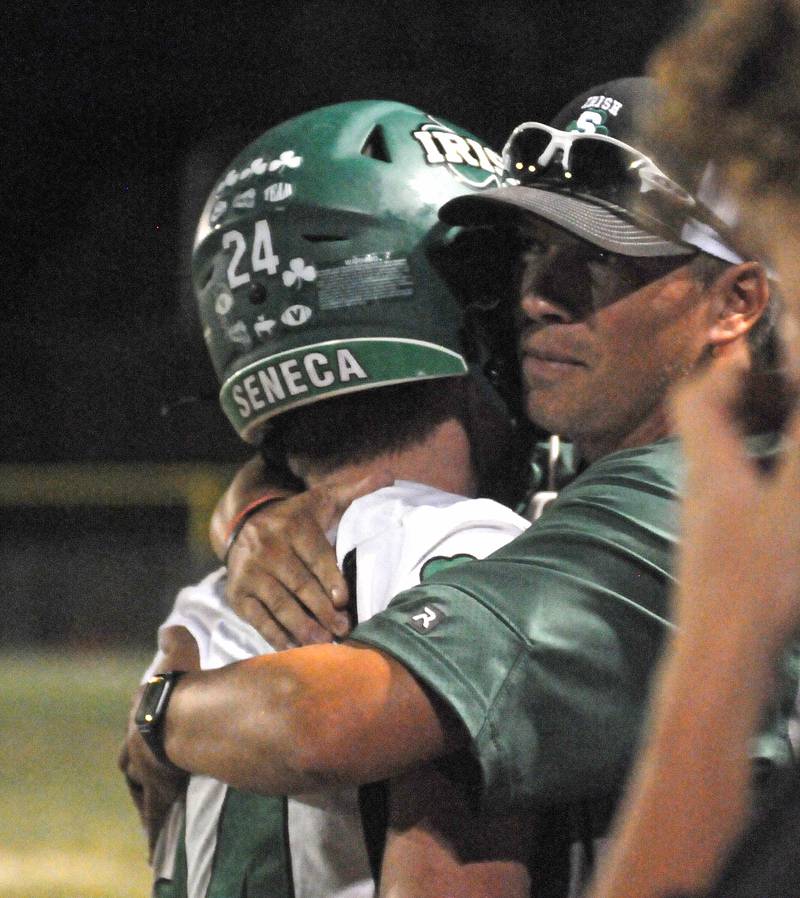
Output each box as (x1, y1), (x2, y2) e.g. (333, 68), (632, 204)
(501, 122), (748, 265)
(502, 122), (696, 209)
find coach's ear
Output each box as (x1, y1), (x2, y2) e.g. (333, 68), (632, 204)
(707, 261), (770, 347)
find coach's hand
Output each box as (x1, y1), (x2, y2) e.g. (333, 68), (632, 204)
(119, 688), (188, 857)
(225, 471), (392, 649)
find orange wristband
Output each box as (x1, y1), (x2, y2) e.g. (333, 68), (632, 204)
(223, 492), (289, 565)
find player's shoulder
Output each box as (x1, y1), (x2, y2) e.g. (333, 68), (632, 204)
(349, 480), (528, 530)
(337, 481), (528, 563)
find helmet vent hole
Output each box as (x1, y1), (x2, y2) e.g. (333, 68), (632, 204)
(361, 126), (391, 162)
(303, 234), (349, 242)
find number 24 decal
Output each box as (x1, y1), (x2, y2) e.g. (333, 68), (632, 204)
(222, 219), (279, 289)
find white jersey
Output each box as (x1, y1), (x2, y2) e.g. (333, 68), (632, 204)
(149, 480), (529, 898)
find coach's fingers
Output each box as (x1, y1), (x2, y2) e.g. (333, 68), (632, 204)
(118, 740), (148, 821)
(229, 591), (294, 649)
(227, 536), (341, 643)
(224, 471), (393, 640)
(142, 777), (186, 857)
(295, 470), (393, 609)
(118, 738), (131, 776)
(256, 581), (340, 646)
(230, 589), (309, 650)
(269, 496), (349, 612)
(122, 728), (186, 847)
(271, 553), (352, 639)
(231, 492), (348, 613)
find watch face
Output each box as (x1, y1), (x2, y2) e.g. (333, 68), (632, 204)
(134, 671), (185, 767)
(135, 675), (168, 728)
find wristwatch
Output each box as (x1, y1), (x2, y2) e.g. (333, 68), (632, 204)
(135, 671), (186, 766)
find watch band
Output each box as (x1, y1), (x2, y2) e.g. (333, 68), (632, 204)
(134, 670), (186, 767)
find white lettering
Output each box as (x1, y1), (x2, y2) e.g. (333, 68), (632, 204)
(412, 607), (438, 629)
(232, 384), (252, 418)
(233, 189), (256, 209)
(337, 349), (368, 382)
(433, 132), (480, 166)
(580, 96), (622, 117)
(243, 375), (266, 411)
(281, 305), (313, 326)
(413, 129), (446, 163)
(304, 353), (334, 387)
(223, 230), (250, 288)
(280, 359), (308, 396)
(484, 146), (505, 174)
(252, 219), (279, 275)
(257, 368), (285, 404)
(233, 349), (370, 419)
(264, 182), (293, 203)
(465, 138), (496, 174)
(573, 110), (605, 133)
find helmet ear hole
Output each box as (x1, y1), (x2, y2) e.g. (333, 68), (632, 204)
(198, 264), (214, 290)
(302, 234), (349, 243)
(361, 125), (391, 162)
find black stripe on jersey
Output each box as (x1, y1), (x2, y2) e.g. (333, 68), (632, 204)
(343, 547), (390, 889)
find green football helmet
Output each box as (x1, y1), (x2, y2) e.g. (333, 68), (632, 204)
(193, 99), (505, 444)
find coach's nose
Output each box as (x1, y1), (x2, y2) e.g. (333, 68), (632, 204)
(519, 291), (574, 325)
(518, 242), (595, 323)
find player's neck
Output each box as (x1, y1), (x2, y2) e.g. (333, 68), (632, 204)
(300, 419), (478, 498)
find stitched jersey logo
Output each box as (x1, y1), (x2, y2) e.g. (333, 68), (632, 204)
(408, 605), (444, 634)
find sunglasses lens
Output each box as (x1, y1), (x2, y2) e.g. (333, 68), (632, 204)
(505, 128), (553, 182)
(568, 139), (642, 190)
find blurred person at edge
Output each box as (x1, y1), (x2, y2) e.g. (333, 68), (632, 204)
(588, 4), (800, 898)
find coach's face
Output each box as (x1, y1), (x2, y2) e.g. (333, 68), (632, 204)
(516, 222), (715, 461)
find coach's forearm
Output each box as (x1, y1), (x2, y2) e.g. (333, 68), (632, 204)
(162, 642), (455, 794)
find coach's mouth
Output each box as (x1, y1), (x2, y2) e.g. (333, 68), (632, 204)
(521, 344), (586, 381)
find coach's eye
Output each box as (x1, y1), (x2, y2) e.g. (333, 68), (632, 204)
(519, 236), (548, 261)
(587, 255), (641, 305)
(589, 249), (625, 268)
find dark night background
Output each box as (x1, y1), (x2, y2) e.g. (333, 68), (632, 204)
(2, 0), (692, 643)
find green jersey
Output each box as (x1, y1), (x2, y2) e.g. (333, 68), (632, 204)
(352, 436), (797, 825)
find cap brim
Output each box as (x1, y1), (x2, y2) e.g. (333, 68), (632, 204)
(440, 186), (696, 259)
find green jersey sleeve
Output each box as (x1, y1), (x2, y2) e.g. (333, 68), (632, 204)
(350, 438), (684, 812)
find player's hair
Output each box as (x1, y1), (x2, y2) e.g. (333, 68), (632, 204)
(264, 375), (529, 506)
